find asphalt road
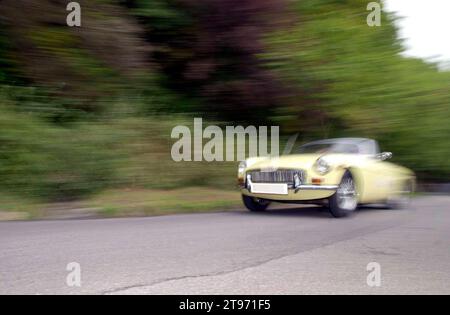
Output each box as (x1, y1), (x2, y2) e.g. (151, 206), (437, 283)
(1, 196), (449, 295)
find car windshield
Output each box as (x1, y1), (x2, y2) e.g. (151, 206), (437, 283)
(296, 143), (360, 154)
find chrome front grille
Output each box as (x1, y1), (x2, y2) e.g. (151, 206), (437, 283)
(247, 169), (305, 185)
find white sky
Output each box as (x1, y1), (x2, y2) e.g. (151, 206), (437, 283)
(384, 0), (450, 65)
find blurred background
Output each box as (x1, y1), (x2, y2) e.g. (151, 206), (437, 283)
(0, 0), (449, 219)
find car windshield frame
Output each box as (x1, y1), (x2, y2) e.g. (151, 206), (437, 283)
(292, 138), (379, 155)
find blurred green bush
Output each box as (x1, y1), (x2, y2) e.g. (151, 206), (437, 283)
(0, 97), (238, 201)
(0, 106), (115, 200)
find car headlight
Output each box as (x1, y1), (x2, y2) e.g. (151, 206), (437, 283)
(314, 157), (331, 175)
(238, 161), (247, 177)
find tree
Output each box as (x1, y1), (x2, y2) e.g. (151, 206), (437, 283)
(130, 0), (288, 122)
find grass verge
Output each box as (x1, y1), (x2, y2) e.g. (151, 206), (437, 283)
(0, 187), (243, 221)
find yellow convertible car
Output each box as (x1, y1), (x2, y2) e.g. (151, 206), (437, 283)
(238, 138), (415, 217)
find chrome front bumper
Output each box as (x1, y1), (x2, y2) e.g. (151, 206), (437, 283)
(244, 174), (338, 193)
(293, 185), (338, 191)
(242, 184), (338, 193)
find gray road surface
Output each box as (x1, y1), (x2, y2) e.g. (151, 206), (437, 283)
(0, 196), (449, 295)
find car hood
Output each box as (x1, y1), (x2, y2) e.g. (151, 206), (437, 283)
(246, 154), (324, 171)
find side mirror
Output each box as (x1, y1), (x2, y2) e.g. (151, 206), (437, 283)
(376, 152), (392, 161)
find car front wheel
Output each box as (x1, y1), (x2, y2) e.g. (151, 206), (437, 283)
(329, 171), (358, 218)
(242, 195), (270, 212)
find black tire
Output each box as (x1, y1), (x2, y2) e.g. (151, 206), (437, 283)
(329, 171), (358, 218)
(242, 195), (270, 212)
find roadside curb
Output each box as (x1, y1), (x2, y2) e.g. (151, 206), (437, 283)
(418, 183), (450, 194)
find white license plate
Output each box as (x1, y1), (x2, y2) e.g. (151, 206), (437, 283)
(251, 183), (288, 195)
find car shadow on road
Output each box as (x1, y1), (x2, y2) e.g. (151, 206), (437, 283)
(237, 205), (332, 218)
(235, 204), (394, 218)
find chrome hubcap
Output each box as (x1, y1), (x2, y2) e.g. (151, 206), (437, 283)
(337, 177), (357, 211)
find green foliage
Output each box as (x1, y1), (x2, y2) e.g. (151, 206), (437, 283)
(129, 0), (192, 31)
(0, 29), (7, 83)
(127, 0), (286, 121)
(0, 106), (116, 200)
(0, 23), (19, 84)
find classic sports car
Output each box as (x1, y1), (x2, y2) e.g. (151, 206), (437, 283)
(238, 138), (415, 217)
